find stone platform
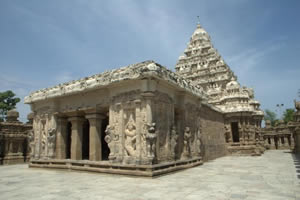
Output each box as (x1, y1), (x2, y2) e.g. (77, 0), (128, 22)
(29, 157), (203, 177)
(0, 150), (299, 200)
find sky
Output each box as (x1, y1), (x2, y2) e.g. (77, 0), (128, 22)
(0, 0), (299, 122)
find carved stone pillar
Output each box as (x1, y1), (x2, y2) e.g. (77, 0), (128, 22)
(294, 127), (300, 153)
(134, 100), (142, 163)
(270, 137), (275, 149)
(86, 114), (104, 161)
(283, 136), (289, 148)
(277, 137), (282, 149)
(69, 117), (85, 160)
(56, 117), (68, 159)
(142, 92), (155, 163)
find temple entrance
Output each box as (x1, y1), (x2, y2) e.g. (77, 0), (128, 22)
(66, 122), (72, 159)
(231, 122), (239, 142)
(101, 116), (110, 160)
(82, 120), (90, 160)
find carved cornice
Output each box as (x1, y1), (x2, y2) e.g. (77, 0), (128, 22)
(25, 61), (208, 104)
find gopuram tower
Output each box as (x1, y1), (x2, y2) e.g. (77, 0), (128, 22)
(175, 23), (264, 155)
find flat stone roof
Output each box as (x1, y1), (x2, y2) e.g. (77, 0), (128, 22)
(24, 60), (208, 104)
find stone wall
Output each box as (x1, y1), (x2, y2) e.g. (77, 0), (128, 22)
(200, 105), (227, 161)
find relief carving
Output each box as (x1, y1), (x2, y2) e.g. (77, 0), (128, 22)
(194, 127), (202, 156)
(47, 129), (56, 159)
(181, 127), (192, 160)
(27, 130), (35, 158)
(105, 125), (119, 160)
(224, 124), (232, 143)
(124, 115), (137, 157)
(146, 123), (157, 160)
(170, 125), (178, 160)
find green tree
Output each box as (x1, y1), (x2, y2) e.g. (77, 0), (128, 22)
(283, 108), (295, 123)
(0, 90), (20, 121)
(264, 109), (277, 126)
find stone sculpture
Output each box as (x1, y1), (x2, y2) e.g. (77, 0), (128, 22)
(28, 130), (35, 158)
(181, 127), (191, 160)
(195, 128), (202, 156)
(224, 124), (231, 143)
(105, 125), (118, 160)
(146, 123), (157, 160)
(124, 115), (136, 157)
(170, 125), (178, 160)
(47, 128), (56, 158)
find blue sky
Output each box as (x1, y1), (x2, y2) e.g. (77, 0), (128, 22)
(0, 0), (299, 122)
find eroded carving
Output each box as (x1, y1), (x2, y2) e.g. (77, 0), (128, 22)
(146, 123), (157, 160)
(47, 129), (56, 159)
(181, 127), (192, 160)
(124, 115), (137, 157)
(170, 126), (178, 160)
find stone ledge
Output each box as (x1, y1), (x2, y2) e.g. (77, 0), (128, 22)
(24, 60), (208, 104)
(29, 157), (203, 177)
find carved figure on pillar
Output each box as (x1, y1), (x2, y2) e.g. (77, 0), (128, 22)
(105, 125), (119, 160)
(238, 123), (244, 143)
(47, 128), (56, 159)
(27, 130), (35, 158)
(41, 124), (47, 157)
(146, 123), (157, 161)
(124, 115), (137, 157)
(195, 127), (202, 156)
(224, 124), (231, 143)
(181, 127), (192, 160)
(170, 125), (178, 160)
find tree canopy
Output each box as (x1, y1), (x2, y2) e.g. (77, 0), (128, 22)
(0, 90), (20, 121)
(264, 109), (277, 126)
(283, 108), (295, 123)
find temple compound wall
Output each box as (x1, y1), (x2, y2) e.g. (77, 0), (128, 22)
(25, 61), (227, 176)
(287, 100), (300, 153)
(0, 110), (32, 165)
(262, 120), (294, 150)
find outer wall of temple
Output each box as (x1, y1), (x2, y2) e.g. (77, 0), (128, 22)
(25, 61), (228, 176)
(201, 105), (226, 161)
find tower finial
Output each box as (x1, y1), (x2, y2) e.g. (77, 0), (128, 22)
(197, 16), (201, 28)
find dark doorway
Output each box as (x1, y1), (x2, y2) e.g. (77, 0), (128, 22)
(101, 116), (110, 160)
(66, 122), (72, 159)
(231, 122), (239, 142)
(82, 120), (90, 160)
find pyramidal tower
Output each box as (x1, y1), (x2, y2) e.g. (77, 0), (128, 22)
(175, 23), (235, 91)
(176, 22), (264, 155)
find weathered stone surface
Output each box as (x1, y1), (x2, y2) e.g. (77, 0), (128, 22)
(0, 110), (32, 165)
(0, 150), (298, 199)
(175, 23), (264, 155)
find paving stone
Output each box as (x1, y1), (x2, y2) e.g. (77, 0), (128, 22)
(0, 150), (298, 200)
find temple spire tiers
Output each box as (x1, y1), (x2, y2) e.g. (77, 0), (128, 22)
(175, 24), (264, 156)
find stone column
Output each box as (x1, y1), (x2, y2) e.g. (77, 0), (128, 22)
(294, 127), (300, 153)
(290, 134), (295, 149)
(86, 114), (104, 161)
(270, 137), (276, 149)
(56, 117), (68, 159)
(277, 137), (282, 149)
(69, 117), (85, 160)
(283, 136), (289, 148)
(134, 100), (142, 163)
(142, 92), (155, 163)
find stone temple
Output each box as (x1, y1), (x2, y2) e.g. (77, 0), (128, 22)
(24, 23), (264, 176)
